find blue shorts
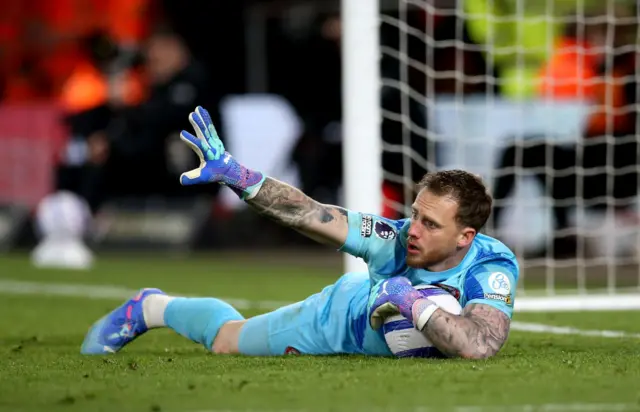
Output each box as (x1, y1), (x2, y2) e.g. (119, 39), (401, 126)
(238, 272), (392, 356)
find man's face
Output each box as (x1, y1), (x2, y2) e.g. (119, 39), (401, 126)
(405, 189), (473, 269)
(145, 36), (184, 84)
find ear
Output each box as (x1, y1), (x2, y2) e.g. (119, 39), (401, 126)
(457, 227), (476, 248)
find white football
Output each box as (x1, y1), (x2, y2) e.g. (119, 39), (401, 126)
(382, 284), (462, 358)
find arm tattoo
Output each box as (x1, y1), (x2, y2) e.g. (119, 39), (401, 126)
(422, 303), (510, 360)
(246, 177), (348, 245)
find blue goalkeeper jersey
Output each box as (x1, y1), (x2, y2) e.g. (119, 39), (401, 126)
(339, 211), (520, 318)
(229, 210), (519, 357)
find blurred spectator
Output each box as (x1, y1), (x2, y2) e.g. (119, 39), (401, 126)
(0, 0), (155, 104)
(59, 31), (145, 114)
(536, 19), (599, 101)
(56, 31), (145, 208)
(57, 24), (212, 212)
(492, 5), (638, 258)
(463, 0), (594, 99)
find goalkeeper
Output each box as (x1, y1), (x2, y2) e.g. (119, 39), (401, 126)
(81, 106), (519, 359)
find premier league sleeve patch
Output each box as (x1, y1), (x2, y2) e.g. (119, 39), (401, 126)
(360, 215), (373, 237)
(374, 221), (397, 240)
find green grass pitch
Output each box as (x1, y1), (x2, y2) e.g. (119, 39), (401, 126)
(0, 253), (639, 412)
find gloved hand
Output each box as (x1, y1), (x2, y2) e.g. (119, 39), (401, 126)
(179, 106), (265, 200)
(369, 276), (437, 331)
(370, 277), (421, 329)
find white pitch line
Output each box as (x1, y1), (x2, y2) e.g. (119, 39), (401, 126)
(190, 404), (640, 412)
(510, 321), (640, 339)
(1, 279), (640, 339)
(0, 279), (290, 310)
(515, 293), (640, 312)
(452, 403), (639, 412)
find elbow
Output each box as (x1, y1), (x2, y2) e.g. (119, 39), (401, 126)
(457, 347), (499, 360)
(460, 352), (492, 360)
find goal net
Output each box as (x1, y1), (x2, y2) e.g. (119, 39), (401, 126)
(342, 0), (640, 311)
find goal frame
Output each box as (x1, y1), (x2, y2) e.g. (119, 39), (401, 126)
(340, 0), (640, 311)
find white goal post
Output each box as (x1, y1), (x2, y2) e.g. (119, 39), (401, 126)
(342, 0), (382, 274)
(341, 0), (640, 311)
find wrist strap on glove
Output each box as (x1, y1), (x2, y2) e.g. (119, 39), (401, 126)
(412, 299), (439, 331)
(222, 158), (266, 200)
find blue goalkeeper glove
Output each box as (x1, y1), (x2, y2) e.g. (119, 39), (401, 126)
(369, 277), (439, 331)
(179, 106), (265, 200)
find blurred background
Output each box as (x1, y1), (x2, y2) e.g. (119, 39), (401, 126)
(0, 0), (639, 292)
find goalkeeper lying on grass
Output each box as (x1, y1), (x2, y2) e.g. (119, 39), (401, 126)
(81, 106), (519, 360)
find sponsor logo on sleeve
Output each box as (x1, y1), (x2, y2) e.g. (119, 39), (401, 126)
(374, 221), (397, 240)
(488, 272), (511, 295)
(360, 215), (373, 237)
(483, 293), (512, 305)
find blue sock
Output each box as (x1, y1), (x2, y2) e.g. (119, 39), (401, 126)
(164, 298), (244, 350)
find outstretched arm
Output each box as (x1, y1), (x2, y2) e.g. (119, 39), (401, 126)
(177, 106), (350, 248)
(246, 177), (349, 247)
(420, 303), (510, 359)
